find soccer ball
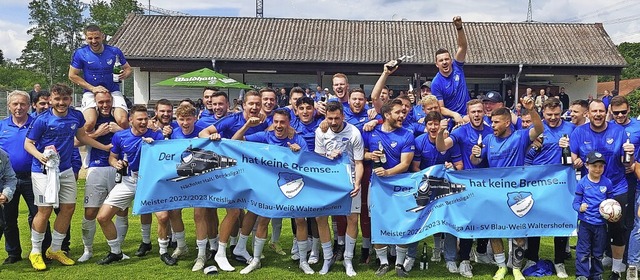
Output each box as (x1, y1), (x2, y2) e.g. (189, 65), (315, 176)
(599, 199), (622, 222)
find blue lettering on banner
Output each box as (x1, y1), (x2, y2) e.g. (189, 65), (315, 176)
(370, 164), (577, 244)
(134, 138), (352, 218)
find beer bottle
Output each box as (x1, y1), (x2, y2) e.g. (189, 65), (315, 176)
(419, 242), (428, 270)
(115, 154), (128, 183)
(561, 134), (573, 165)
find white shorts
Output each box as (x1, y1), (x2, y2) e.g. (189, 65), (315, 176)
(103, 173), (138, 211)
(32, 168), (77, 206)
(81, 91), (128, 112)
(84, 166), (117, 208)
(351, 189), (362, 214)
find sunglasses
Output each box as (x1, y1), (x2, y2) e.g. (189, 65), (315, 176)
(612, 110), (628, 115)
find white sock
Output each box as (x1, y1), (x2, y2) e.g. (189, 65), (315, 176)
(51, 230), (66, 252)
(345, 235), (356, 260)
(495, 253), (506, 267)
(31, 229), (45, 254)
(310, 237), (320, 258)
(209, 237), (219, 251)
(214, 242), (235, 271)
(141, 223), (151, 244)
(229, 235), (238, 246)
(107, 239), (122, 254)
(298, 239), (309, 263)
(362, 238), (371, 249)
(613, 258), (625, 273)
(395, 246), (408, 266)
(375, 246), (389, 265)
(158, 238), (169, 255)
(270, 218), (282, 243)
(320, 242), (334, 274)
(196, 239), (207, 257)
(235, 233), (249, 252)
(174, 231), (186, 248)
(253, 237), (266, 260)
(81, 217), (96, 251)
(115, 215), (129, 244)
(171, 230), (176, 241)
(338, 235), (345, 245)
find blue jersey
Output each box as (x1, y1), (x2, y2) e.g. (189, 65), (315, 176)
(27, 108), (86, 173)
(483, 115), (522, 131)
(482, 129), (532, 168)
(344, 106), (369, 132)
(362, 125), (415, 170)
(402, 120), (426, 137)
(171, 124), (205, 139)
(246, 131), (309, 151)
(528, 120), (575, 165)
(0, 115), (34, 173)
(430, 60), (470, 115)
(89, 113), (116, 167)
(70, 44), (127, 93)
(573, 175), (613, 225)
(449, 123), (493, 169)
(213, 112), (268, 139)
(413, 134), (461, 170)
(570, 123), (627, 196)
(72, 148), (82, 173)
(412, 105), (425, 123)
(291, 117), (323, 151)
(111, 128), (163, 173)
(196, 111), (226, 128)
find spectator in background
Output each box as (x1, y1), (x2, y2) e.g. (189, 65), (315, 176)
(277, 88), (289, 108)
(513, 103), (523, 117)
(29, 84), (41, 106)
(602, 90), (612, 109)
(559, 87), (570, 112)
(505, 89), (515, 109)
(420, 82), (432, 99)
(535, 89), (548, 113)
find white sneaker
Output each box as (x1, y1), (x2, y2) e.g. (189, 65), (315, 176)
(299, 261), (315, 274)
(459, 260), (473, 278)
(403, 257), (415, 272)
(602, 256), (612, 267)
(628, 265), (638, 280)
(240, 259), (261, 275)
(446, 261), (458, 273)
(291, 252), (300, 261)
(554, 263), (568, 278)
(171, 246), (188, 259)
(431, 248), (442, 262)
(473, 249), (494, 264)
(192, 256), (206, 272)
(308, 255), (319, 265)
(77, 251), (93, 262)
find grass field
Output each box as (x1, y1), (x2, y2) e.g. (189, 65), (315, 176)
(0, 179), (579, 279)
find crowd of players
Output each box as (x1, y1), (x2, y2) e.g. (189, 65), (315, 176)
(0, 16), (639, 280)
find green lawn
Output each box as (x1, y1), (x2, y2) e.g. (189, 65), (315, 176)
(0, 179), (578, 279)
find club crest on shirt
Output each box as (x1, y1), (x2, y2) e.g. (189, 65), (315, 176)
(606, 138), (614, 145)
(277, 172), (305, 199)
(107, 58), (113, 65)
(71, 124), (77, 130)
(507, 191), (534, 218)
(390, 141), (398, 148)
(600, 186), (607, 193)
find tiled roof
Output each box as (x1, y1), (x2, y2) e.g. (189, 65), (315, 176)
(111, 14), (626, 67)
(598, 78), (640, 96)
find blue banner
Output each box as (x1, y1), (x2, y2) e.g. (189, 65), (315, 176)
(133, 138), (353, 217)
(370, 164), (577, 244)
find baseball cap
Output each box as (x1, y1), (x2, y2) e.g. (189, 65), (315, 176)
(421, 81), (431, 89)
(324, 88), (329, 91)
(483, 91), (503, 103)
(586, 151), (606, 164)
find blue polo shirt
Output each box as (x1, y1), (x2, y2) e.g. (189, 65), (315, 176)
(70, 44), (127, 93)
(430, 60), (470, 115)
(0, 115), (34, 173)
(414, 134), (461, 170)
(213, 112), (268, 139)
(481, 129), (532, 168)
(573, 175), (613, 225)
(449, 123), (493, 169)
(362, 125), (415, 170)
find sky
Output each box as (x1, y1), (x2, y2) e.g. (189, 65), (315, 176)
(1, 0), (639, 62)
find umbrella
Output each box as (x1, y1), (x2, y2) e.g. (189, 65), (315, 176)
(156, 68), (252, 89)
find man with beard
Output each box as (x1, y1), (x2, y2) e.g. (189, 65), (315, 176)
(199, 90), (267, 271)
(436, 99), (494, 277)
(24, 83), (112, 271)
(77, 91), (127, 263)
(232, 109), (308, 274)
(570, 100), (635, 280)
(95, 105), (163, 265)
(430, 16), (469, 120)
(570, 100), (589, 126)
(196, 88), (230, 127)
(524, 98), (575, 278)
(607, 96), (640, 277)
(315, 101), (364, 276)
(362, 99), (415, 277)
(69, 25), (131, 132)
(470, 96), (543, 280)
(31, 91), (50, 116)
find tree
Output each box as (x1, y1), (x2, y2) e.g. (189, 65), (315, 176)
(600, 42), (640, 82)
(89, 0), (143, 37)
(0, 61), (47, 92)
(19, 0), (84, 85)
(0, 49), (4, 64)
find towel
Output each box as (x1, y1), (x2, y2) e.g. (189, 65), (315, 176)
(43, 145), (60, 208)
